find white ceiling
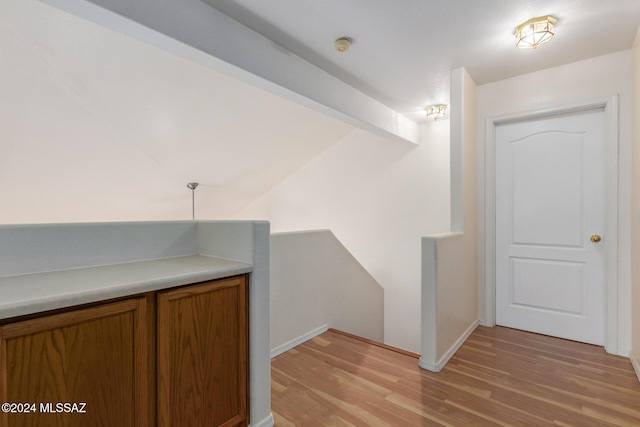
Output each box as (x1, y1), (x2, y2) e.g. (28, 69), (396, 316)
(204, 0), (640, 122)
(1, 0), (354, 221)
(3, 0), (639, 221)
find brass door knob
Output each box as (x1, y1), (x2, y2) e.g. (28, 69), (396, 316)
(590, 234), (602, 243)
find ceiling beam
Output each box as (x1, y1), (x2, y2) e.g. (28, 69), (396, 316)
(40, 0), (420, 144)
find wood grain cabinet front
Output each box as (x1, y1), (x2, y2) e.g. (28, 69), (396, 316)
(0, 297), (149, 427)
(0, 274), (249, 427)
(157, 275), (249, 427)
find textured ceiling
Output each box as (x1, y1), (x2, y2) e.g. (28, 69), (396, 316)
(204, 0), (640, 122)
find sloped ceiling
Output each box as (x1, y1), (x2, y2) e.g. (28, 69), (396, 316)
(3, 0), (640, 222)
(0, 0), (353, 222)
(38, 0), (640, 140)
(205, 0), (640, 122)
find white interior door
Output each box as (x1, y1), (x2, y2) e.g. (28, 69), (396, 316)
(495, 109), (605, 345)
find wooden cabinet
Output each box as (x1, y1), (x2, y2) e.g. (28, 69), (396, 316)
(0, 274), (248, 427)
(0, 298), (148, 427)
(157, 275), (248, 427)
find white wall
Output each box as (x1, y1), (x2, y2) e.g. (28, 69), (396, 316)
(270, 230), (384, 356)
(4, 0), (452, 356)
(235, 125), (451, 353)
(631, 29), (640, 378)
(0, 0), (353, 225)
(421, 67), (478, 372)
(477, 51), (634, 355)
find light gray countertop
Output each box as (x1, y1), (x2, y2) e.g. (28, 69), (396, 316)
(0, 254), (252, 320)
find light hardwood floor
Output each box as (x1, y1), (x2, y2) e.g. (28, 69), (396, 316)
(271, 326), (640, 426)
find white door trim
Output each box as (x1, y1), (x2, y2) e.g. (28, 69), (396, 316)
(483, 95), (620, 354)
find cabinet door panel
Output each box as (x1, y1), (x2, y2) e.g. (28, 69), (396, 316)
(0, 298), (148, 427)
(157, 275), (248, 427)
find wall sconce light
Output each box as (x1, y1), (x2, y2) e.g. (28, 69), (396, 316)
(514, 15), (557, 49)
(425, 104), (447, 120)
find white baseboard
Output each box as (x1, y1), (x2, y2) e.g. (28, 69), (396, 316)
(270, 324), (329, 358)
(418, 357), (439, 372)
(419, 320), (479, 372)
(250, 413), (274, 427)
(631, 351), (640, 384)
(605, 342), (630, 357)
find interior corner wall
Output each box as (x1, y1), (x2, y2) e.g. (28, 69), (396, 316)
(476, 51), (634, 354)
(270, 230), (384, 354)
(234, 126), (451, 353)
(449, 66), (478, 327)
(631, 28), (640, 375)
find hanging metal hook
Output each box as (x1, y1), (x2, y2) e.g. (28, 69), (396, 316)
(187, 182), (199, 220)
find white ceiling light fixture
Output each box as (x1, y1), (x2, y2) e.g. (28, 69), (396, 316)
(425, 104), (447, 120)
(334, 37), (351, 52)
(514, 15), (558, 49)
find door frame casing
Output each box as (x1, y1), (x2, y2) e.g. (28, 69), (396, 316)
(483, 95), (619, 354)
